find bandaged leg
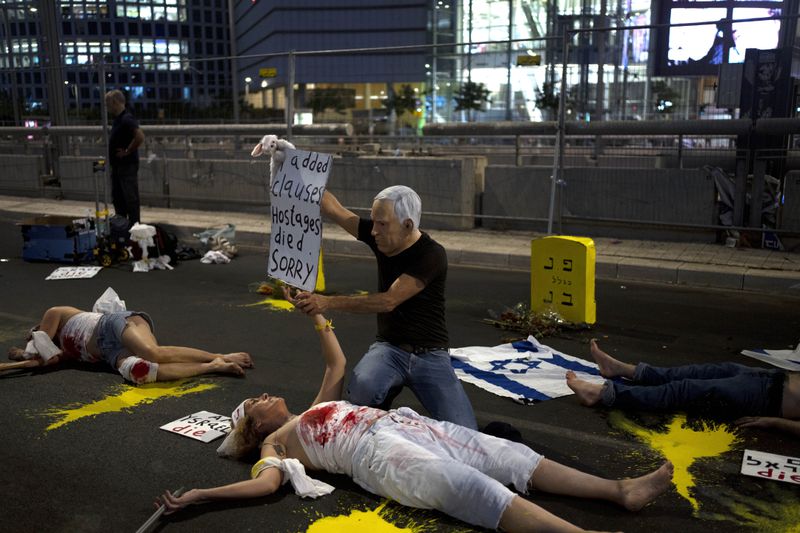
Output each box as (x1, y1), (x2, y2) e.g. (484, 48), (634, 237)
(118, 356), (159, 384)
(23, 331), (61, 363)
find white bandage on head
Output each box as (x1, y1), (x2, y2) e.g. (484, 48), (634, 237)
(251, 456), (335, 499)
(24, 331), (61, 363)
(215, 399), (248, 458)
(231, 399), (246, 428)
(118, 356), (158, 384)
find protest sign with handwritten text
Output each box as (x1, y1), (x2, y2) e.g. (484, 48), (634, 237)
(159, 411), (232, 443)
(268, 148), (331, 291)
(741, 449), (800, 485)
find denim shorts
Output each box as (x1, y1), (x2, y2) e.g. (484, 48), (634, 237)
(95, 311), (154, 368)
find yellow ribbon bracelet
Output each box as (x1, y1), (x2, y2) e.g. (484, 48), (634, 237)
(314, 319), (334, 331)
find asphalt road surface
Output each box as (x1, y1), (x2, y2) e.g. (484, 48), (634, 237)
(1, 211), (798, 533)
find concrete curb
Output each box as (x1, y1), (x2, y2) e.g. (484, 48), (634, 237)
(2, 197), (800, 296)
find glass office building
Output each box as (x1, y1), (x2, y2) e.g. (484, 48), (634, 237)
(0, 0), (794, 125)
(0, 0), (231, 121)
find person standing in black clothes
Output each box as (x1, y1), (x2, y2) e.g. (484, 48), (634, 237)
(105, 90), (145, 225)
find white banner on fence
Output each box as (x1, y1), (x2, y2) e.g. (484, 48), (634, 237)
(740, 449), (800, 485)
(267, 148), (331, 291)
(46, 266), (102, 280)
(159, 411), (232, 443)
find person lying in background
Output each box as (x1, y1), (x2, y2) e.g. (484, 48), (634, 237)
(566, 339), (800, 436)
(4, 306), (252, 383)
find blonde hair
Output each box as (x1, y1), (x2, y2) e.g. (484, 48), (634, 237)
(230, 415), (263, 460)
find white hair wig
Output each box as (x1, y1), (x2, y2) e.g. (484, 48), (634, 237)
(373, 185), (422, 229)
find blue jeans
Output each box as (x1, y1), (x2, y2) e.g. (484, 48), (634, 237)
(602, 362), (785, 417)
(95, 311), (154, 368)
(346, 342), (478, 429)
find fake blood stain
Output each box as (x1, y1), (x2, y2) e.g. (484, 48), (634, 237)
(301, 403), (338, 446)
(43, 379), (216, 430)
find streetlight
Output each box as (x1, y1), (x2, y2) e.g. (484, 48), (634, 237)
(244, 76), (252, 96)
(260, 79), (268, 108)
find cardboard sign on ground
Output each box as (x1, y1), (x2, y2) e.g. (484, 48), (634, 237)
(160, 411), (232, 443)
(741, 449), (800, 485)
(46, 266), (102, 280)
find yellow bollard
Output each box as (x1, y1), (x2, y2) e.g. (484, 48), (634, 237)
(530, 236), (596, 325)
(315, 250), (326, 292)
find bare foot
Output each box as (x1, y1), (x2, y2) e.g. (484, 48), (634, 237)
(8, 347), (26, 361)
(618, 462), (674, 511)
(566, 370), (604, 406)
(223, 352), (253, 369)
(207, 358), (245, 377)
(590, 339), (635, 379)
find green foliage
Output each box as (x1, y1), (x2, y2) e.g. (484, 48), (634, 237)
(382, 84), (418, 117)
(307, 88), (356, 114)
(454, 81), (491, 113)
(483, 303), (585, 339)
(534, 81), (578, 118)
(652, 81), (680, 115)
(534, 82), (560, 111)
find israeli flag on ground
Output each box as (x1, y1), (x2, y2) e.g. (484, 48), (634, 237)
(741, 342), (800, 371)
(450, 336), (604, 403)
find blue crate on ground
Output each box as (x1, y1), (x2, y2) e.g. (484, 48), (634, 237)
(19, 215), (97, 264)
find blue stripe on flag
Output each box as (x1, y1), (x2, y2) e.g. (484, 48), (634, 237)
(538, 352), (601, 376)
(451, 358), (552, 401)
(511, 340), (539, 353)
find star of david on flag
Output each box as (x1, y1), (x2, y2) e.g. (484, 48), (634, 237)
(450, 336), (604, 403)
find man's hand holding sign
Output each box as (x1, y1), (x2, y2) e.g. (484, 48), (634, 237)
(268, 148), (331, 291)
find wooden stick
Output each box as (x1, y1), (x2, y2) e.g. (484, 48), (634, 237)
(135, 487), (184, 533)
(0, 360), (39, 372)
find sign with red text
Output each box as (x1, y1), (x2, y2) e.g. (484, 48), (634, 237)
(268, 148), (331, 291)
(741, 449), (800, 485)
(160, 411), (232, 443)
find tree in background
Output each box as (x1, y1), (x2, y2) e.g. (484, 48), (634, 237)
(652, 81), (680, 115)
(454, 81), (491, 121)
(382, 84), (418, 134)
(535, 81), (578, 121)
(307, 88), (355, 115)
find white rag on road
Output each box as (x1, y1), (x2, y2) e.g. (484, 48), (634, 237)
(200, 250), (231, 264)
(450, 336), (604, 403)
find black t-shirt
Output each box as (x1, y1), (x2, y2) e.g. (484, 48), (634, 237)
(358, 218), (448, 347)
(109, 109), (140, 167)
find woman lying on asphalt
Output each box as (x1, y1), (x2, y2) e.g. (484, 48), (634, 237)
(566, 339), (800, 436)
(4, 306), (252, 383)
(158, 290), (673, 532)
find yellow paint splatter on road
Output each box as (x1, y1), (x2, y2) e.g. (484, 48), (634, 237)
(44, 379), (216, 431)
(307, 506), (413, 532)
(702, 484), (800, 530)
(727, 490), (800, 531)
(305, 501), (453, 533)
(610, 412), (738, 512)
(244, 298), (295, 312)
